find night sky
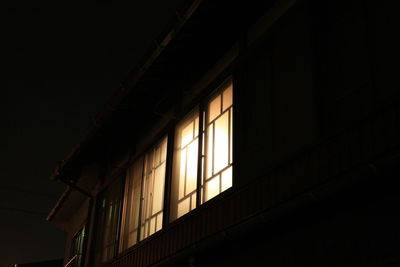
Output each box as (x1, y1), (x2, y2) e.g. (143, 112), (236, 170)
(2, 0), (184, 265)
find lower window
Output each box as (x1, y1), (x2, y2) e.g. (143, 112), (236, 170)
(119, 136), (168, 251)
(68, 227), (85, 267)
(93, 178), (123, 265)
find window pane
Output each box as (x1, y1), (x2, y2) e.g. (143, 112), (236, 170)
(205, 175), (220, 201)
(119, 158), (143, 250)
(202, 80), (233, 204)
(194, 117), (199, 138)
(179, 148), (186, 199)
(132, 171), (142, 230)
(155, 146), (161, 165)
(214, 112), (229, 173)
(222, 83), (233, 111)
(181, 121), (194, 147)
(70, 227), (85, 267)
(177, 197), (190, 218)
(152, 162), (165, 214)
(230, 108), (233, 164)
(125, 137), (167, 243)
(171, 110), (200, 221)
(186, 140), (198, 194)
(161, 138), (168, 162)
(206, 124), (213, 178)
(149, 217), (156, 236)
(208, 95), (221, 122)
(93, 178), (122, 266)
(156, 213), (163, 232)
(221, 166), (232, 192)
(128, 230), (137, 247)
(191, 193), (196, 210)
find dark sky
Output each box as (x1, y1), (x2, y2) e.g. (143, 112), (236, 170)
(2, 0), (185, 265)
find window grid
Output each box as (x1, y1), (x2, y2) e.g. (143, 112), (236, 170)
(119, 137), (167, 251)
(118, 79), (232, 250)
(202, 82), (233, 203)
(140, 138), (167, 241)
(70, 227), (85, 267)
(94, 177), (123, 266)
(175, 114), (199, 219)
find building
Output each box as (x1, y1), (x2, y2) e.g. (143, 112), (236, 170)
(47, 0), (400, 266)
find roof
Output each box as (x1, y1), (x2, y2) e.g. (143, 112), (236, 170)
(48, 0), (280, 222)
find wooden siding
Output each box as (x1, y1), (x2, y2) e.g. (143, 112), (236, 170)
(107, 91), (400, 267)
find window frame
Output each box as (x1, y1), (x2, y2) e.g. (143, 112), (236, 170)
(169, 77), (234, 221)
(67, 226), (85, 267)
(119, 136), (169, 251)
(92, 176), (124, 266)
(201, 79), (233, 203)
(103, 76), (234, 255)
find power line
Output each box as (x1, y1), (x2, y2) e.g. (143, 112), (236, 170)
(0, 205), (48, 217)
(0, 187), (58, 199)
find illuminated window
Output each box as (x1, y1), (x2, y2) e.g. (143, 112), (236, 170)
(118, 159), (142, 250)
(170, 80), (233, 220)
(140, 137), (167, 241)
(119, 137), (167, 250)
(203, 81), (233, 203)
(170, 109), (200, 219)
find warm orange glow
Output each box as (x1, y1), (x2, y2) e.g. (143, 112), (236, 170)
(177, 197), (190, 218)
(221, 166), (232, 192)
(214, 112), (229, 173)
(140, 137), (167, 240)
(171, 80), (233, 218)
(172, 112), (199, 220)
(181, 121), (194, 147)
(208, 95), (221, 122)
(202, 81), (233, 203)
(223, 84), (233, 111)
(120, 137), (167, 248)
(186, 140), (198, 193)
(205, 175), (219, 201)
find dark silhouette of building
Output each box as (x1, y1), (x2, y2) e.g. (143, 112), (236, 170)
(47, 0), (400, 266)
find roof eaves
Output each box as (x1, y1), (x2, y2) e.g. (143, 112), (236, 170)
(48, 0), (203, 183)
(46, 187), (71, 222)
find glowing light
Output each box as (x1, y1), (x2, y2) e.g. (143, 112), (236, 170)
(205, 175), (219, 201)
(203, 81), (233, 203)
(214, 112), (229, 173)
(172, 112), (200, 220)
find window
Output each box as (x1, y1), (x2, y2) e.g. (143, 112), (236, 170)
(67, 227), (85, 267)
(170, 79), (233, 220)
(113, 80), (232, 252)
(93, 178), (123, 265)
(170, 109), (200, 219)
(203, 80), (233, 202)
(119, 137), (168, 251)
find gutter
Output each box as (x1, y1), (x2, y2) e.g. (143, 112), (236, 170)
(46, 187), (71, 222)
(47, 160), (93, 222)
